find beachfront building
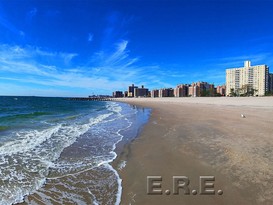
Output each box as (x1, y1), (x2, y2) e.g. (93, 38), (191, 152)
(159, 88), (174, 97)
(112, 91), (123, 98)
(188, 82), (214, 97)
(216, 85), (226, 96)
(199, 82), (214, 96)
(151, 89), (159, 98)
(226, 61), (269, 96)
(134, 85), (149, 97)
(269, 73), (273, 93)
(188, 83), (199, 97)
(128, 84), (138, 97)
(124, 91), (128, 97)
(174, 84), (189, 97)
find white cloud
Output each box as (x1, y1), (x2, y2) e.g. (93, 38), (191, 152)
(0, 41), (177, 96)
(210, 53), (273, 68)
(19, 31), (25, 37)
(28, 8), (38, 19)
(104, 40), (131, 65)
(0, 45), (78, 69)
(0, 43), (140, 95)
(0, 15), (21, 36)
(88, 33), (93, 42)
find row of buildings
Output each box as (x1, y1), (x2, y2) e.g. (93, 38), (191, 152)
(113, 84), (149, 98)
(113, 83), (226, 98)
(151, 82), (225, 98)
(112, 61), (273, 98)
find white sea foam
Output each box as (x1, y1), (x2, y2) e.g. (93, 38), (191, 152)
(0, 101), (143, 205)
(47, 102), (133, 205)
(106, 101), (123, 114)
(0, 112), (113, 156)
(93, 103), (133, 205)
(0, 124), (62, 155)
(118, 160), (127, 171)
(104, 163), (123, 205)
(0, 110), (114, 205)
(104, 103), (135, 205)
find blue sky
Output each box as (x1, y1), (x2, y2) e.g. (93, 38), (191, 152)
(1, 0), (273, 96)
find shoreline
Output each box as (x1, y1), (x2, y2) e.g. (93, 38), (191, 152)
(111, 102), (151, 204)
(114, 97), (273, 204)
(14, 101), (150, 205)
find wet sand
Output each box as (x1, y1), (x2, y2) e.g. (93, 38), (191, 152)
(115, 97), (273, 205)
(17, 104), (150, 205)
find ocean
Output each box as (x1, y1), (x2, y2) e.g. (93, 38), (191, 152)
(0, 96), (150, 205)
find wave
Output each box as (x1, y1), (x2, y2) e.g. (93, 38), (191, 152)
(0, 101), (147, 205)
(0, 108), (114, 205)
(44, 102), (133, 205)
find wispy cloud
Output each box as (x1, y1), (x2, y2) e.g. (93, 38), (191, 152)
(0, 15), (23, 37)
(103, 40), (138, 67)
(27, 8), (37, 21)
(198, 52), (273, 86)
(1, 29), (202, 96)
(0, 45), (78, 68)
(0, 41), (169, 96)
(209, 53), (273, 68)
(88, 33), (93, 42)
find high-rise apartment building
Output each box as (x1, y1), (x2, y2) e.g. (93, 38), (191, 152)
(226, 61), (269, 96)
(134, 85), (149, 97)
(128, 84), (138, 97)
(174, 84), (189, 97)
(188, 82), (214, 97)
(112, 91), (123, 98)
(159, 88), (174, 97)
(151, 89), (159, 98)
(216, 85), (226, 96)
(269, 73), (273, 93)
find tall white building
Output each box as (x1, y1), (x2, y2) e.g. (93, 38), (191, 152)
(226, 61), (269, 96)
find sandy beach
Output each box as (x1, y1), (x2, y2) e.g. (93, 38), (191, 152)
(115, 97), (273, 205)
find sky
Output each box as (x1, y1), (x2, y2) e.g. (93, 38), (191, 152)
(1, 0), (273, 97)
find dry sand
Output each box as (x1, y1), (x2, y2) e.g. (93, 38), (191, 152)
(114, 97), (273, 205)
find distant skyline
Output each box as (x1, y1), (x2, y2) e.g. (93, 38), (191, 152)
(1, 0), (273, 97)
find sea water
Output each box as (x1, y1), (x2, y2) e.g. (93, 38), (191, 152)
(0, 96), (150, 205)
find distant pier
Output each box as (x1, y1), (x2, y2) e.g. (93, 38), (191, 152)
(66, 97), (114, 101)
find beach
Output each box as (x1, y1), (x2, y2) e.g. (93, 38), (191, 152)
(1, 96), (273, 204)
(115, 97), (273, 205)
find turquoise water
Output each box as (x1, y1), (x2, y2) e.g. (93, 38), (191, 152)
(0, 96), (150, 205)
